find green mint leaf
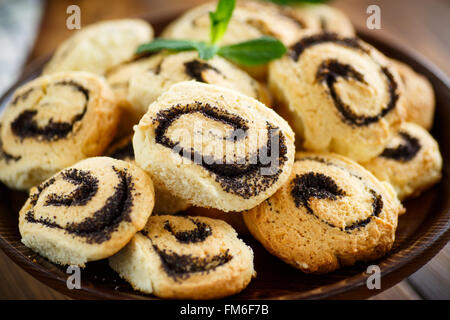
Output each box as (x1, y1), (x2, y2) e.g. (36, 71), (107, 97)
(209, 0), (236, 44)
(195, 42), (219, 60)
(217, 36), (286, 66)
(136, 38), (218, 60)
(136, 39), (203, 54)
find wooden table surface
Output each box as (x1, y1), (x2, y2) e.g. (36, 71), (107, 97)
(1, 0), (449, 300)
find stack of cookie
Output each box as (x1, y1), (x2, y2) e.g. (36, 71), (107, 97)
(0, 0), (442, 299)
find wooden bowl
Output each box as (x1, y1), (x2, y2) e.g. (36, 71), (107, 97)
(0, 8), (448, 300)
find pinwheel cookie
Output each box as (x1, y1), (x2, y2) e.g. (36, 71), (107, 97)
(362, 122), (442, 200)
(19, 157), (155, 267)
(243, 152), (404, 274)
(269, 32), (406, 162)
(43, 19), (153, 75)
(0, 72), (119, 190)
(133, 81), (295, 212)
(109, 215), (255, 299)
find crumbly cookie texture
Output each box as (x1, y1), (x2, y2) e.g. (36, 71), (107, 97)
(133, 81), (295, 212)
(43, 19), (153, 75)
(0, 71), (119, 191)
(269, 32), (406, 162)
(243, 152), (404, 274)
(392, 59), (435, 130)
(362, 122), (442, 200)
(19, 157), (155, 267)
(109, 215), (255, 299)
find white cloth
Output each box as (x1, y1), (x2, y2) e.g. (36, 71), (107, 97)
(0, 0), (43, 95)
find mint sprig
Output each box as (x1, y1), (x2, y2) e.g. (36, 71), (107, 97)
(136, 0), (286, 66)
(136, 39), (217, 60)
(209, 0), (236, 44)
(218, 37), (286, 66)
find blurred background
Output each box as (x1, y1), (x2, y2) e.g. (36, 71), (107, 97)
(0, 0), (448, 299)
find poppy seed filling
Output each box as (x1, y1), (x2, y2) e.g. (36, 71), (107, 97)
(152, 244), (233, 281)
(25, 166), (134, 244)
(291, 172), (346, 212)
(163, 217), (212, 243)
(44, 169), (99, 207)
(184, 60), (221, 83)
(380, 131), (421, 162)
(153, 102), (288, 198)
(292, 157), (383, 232)
(10, 80), (90, 141)
(289, 33), (365, 61)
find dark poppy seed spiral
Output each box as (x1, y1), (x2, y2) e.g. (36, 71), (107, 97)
(184, 60), (222, 83)
(10, 80), (90, 141)
(316, 59), (398, 126)
(289, 33), (365, 61)
(380, 131), (421, 162)
(293, 157), (384, 232)
(291, 172), (346, 213)
(25, 166), (134, 244)
(163, 217), (212, 243)
(153, 102), (288, 198)
(152, 245), (232, 281)
(44, 169), (99, 207)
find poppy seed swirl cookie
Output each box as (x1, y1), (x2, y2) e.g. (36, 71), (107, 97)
(43, 19), (153, 75)
(0, 72), (119, 191)
(106, 135), (190, 214)
(19, 157), (155, 267)
(106, 51), (271, 135)
(133, 81), (295, 212)
(243, 152), (404, 274)
(109, 215), (255, 299)
(362, 122), (442, 200)
(392, 59), (435, 130)
(269, 32), (406, 162)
